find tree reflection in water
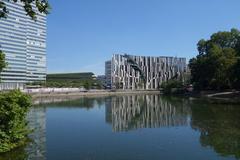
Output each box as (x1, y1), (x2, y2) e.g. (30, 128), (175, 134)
(190, 101), (240, 159)
(106, 95), (240, 159)
(0, 146), (28, 160)
(0, 107), (46, 160)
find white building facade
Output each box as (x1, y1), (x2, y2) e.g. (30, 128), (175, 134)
(0, 1), (47, 90)
(106, 54), (187, 90)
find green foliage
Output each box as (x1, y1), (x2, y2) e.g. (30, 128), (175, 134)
(0, 90), (32, 153)
(0, 144), (28, 160)
(46, 72), (103, 89)
(232, 59), (240, 89)
(45, 80), (101, 89)
(0, 51), (7, 74)
(191, 102), (240, 159)
(83, 81), (91, 90)
(161, 80), (183, 94)
(47, 72), (94, 80)
(0, 0), (50, 20)
(26, 81), (45, 87)
(123, 54), (146, 83)
(0, 1), (49, 154)
(189, 28), (240, 90)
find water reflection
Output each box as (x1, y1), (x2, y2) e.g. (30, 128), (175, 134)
(1, 95), (240, 160)
(191, 102), (240, 159)
(26, 107), (46, 160)
(106, 95), (191, 132)
(0, 107), (46, 160)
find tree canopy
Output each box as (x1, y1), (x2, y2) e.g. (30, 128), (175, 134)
(189, 28), (240, 90)
(0, 0), (50, 19)
(0, 90), (32, 153)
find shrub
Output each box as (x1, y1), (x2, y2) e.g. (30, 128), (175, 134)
(161, 80), (184, 94)
(0, 90), (32, 153)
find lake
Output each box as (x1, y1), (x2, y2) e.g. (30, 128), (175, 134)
(1, 94), (240, 160)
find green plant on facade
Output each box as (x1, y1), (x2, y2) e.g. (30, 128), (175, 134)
(0, 90), (32, 153)
(0, 50), (7, 77)
(0, 0), (50, 20)
(123, 54), (146, 89)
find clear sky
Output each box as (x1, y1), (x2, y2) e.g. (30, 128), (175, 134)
(47, 0), (240, 75)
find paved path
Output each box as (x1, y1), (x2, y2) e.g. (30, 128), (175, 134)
(206, 91), (239, 97)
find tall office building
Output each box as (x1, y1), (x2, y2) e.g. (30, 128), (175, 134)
(105, 60), (112, 88)
(0, 0), (47, 90)
(105, 54), (187, 90)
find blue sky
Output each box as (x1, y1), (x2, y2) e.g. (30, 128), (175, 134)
(47, 0), (240, 75)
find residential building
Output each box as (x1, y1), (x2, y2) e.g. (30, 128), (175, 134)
(105, 54), (187, 90)
(0, 1), (47, 90)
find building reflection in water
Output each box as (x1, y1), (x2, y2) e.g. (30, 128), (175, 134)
(106, 95), (191, 132)
(26, 107), (46, 160)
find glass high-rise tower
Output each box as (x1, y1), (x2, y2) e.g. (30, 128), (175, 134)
(0, 0), (46, 90)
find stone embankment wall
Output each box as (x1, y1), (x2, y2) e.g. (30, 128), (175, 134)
(28, 88), (161, 105)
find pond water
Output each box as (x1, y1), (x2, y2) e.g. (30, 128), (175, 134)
(1, 94), (240, 160)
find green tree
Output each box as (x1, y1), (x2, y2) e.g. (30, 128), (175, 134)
(0, 1), (50, 153)
(189, 28), (240, 90)
(232, 60), (240, 89)
(0, 90), (32, 153)
(0, 50), (7, 74)
(83, 81), (91, 90)
(161, 79), (184, 94)
(0, 0), (50, 19)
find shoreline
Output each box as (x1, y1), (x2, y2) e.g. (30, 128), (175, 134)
(31, 90), (161, 105)
(29, 89), (240, 105)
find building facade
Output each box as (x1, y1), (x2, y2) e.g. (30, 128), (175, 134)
(106, 54), (187, 90)
(105, 60), (112, 88)
(0, 1), (47, 90)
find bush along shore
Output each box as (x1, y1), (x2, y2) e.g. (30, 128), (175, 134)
(0, 90), (32, 153)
